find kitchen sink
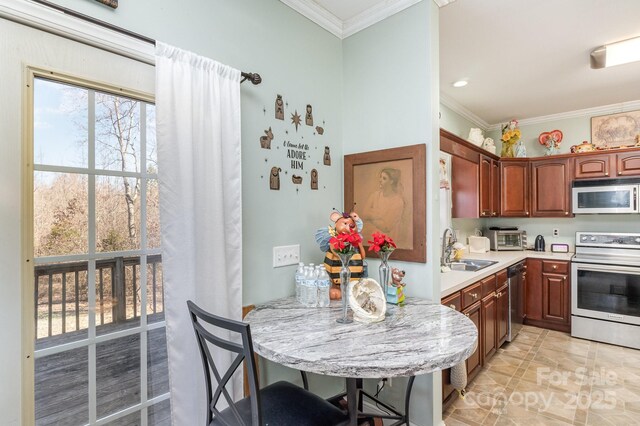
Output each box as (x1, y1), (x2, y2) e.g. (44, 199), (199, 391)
(449, 259), (498, 272)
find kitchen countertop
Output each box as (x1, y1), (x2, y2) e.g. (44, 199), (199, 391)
(441, 250), (574, 298)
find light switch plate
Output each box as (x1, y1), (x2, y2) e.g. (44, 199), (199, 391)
(273, 244), (300, 268)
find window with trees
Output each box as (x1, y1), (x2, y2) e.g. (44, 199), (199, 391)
(32, 74), (169, 425)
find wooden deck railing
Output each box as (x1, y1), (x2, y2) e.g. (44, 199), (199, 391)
(34, 255), (163, 339)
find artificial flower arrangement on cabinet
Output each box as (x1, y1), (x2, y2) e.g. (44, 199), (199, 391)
(538, 130), (563, 156)
(500, 119), (521, 157)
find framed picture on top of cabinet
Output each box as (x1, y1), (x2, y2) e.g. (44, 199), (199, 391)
(344, 144), (426, 263)
(591, 110), (640, 149)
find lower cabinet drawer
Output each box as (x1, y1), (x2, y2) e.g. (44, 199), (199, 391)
(442, 292), (462, 311)
(461, 281), (482, 309)
(543, 260), (568, 274)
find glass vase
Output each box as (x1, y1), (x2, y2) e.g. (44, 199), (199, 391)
(378, 250), (392, 303)
(336, 251), (354, 324)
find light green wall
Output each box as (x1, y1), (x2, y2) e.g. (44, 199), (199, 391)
(45, 0), (345, 305)
(343, 2), (441, 424)
(439, 103), (483, 139)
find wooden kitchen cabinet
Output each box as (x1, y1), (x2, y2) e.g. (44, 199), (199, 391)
(617, 151), (640, 176)
(530, 158), (572, 217)
(480, 156), (500, 217)
(500, 160), (530, 217)
(481, 291), (497, 362)
(574, 150), (640, 179)
(441, 292), (461, 409)
(524, 258), (571, 332)
(525, 259), (543, 321)
(463, 301), (482, 382)
(492, 159), (501, 217)
(496, 282), (509, 347)
(574, 154), (612, 179)
(451, 155), (479, 218)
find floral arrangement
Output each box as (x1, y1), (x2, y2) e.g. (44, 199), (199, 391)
(329, 228), (363, 254)
(367, 231), (397, 253)
(538, 130), (563, 156)
(501, 119), (521, 157)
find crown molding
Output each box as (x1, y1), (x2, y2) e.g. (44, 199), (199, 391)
(486, 100), (640, 131)
(0, 0), (153, 64)
(342, 0), (422, 38)
(279, 0), (343, 38)
(440, 93), (490, 130)
(281, 0), (430, 39)
(433, 0), (456, 7)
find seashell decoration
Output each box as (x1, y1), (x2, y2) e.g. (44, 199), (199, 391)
(348, 278), (386, 323)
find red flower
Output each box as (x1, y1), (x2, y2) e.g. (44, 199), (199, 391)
(368, 231), (396, 253)
(330, 229), (361, 253)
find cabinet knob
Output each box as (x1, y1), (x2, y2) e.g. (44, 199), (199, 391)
(525, 211), (529, 215)
(618, 171), (622, 175)
(565, 212), (569, 215)
(495, 292), (500, 299)
(470, 293), (478, 299)
(552, 265), (557, 269)
(605, 172), (609, 176)
(465, 313), (470, 317)
(492, 212), (497, 216)
(449, 304), (456, 310)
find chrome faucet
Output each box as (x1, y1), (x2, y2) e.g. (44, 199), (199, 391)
(441, 228), (457, 267)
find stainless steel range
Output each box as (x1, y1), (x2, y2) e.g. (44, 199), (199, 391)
(571, 232), (640, 349)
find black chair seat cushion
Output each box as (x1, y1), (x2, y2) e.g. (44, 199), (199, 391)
(211, 381), (349, 426)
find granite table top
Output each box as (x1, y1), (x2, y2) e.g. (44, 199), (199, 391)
(243, 296), (478, 379)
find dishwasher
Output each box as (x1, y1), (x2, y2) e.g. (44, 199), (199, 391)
(507, 261), (525, 342)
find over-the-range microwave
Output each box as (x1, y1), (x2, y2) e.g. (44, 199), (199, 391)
(572, 178), (640, 214)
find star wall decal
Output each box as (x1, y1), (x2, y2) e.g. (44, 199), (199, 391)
(291, 110), (301, 131)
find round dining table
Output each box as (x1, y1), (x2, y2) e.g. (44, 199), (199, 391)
(244, 296), (477, 426)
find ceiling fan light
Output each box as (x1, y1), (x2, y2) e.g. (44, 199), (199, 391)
(591, 36), (640, 69)
(452, 80), (468, 88)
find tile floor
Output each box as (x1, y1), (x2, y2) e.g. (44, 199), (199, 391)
(443, 325), (640, 425)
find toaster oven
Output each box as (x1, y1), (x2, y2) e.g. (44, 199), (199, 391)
(486, 229), (527, 251)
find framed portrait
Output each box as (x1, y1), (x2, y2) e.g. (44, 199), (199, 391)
(591, 110), (640, 149)
(344, 144), (426, 263)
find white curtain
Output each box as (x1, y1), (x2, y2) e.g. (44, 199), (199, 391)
(155, 41), (243, 426)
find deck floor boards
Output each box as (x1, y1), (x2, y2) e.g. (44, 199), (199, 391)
(35, 319), (169, 425)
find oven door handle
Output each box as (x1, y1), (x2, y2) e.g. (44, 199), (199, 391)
(573, 262), (640, 275)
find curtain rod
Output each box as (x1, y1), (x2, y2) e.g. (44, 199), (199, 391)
(30, 0), (262, 85)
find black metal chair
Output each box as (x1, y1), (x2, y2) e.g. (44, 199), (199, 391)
(187, 300), (350, 426)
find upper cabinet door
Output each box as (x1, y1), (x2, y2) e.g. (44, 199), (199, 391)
(491, 160), (500, 217)
(531, 158), (572, 217)
(500, 160), (529, 217)
(617, 152), (640, 177)
(479, 156), (492, 217)
(574, 154), (612, 179)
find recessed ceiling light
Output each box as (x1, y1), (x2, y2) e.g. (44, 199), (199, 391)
(452, 80), (468, 88)
(591, 36), (640, 69)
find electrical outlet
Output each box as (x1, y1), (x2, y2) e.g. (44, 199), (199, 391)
(388, 377), (392, 387)
(273, 245), (300, 268)
(553, 228), (559, 237)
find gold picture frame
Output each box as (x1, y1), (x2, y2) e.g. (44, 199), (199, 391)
(344, 144), (426, 263)
(591, 110), (640, 149)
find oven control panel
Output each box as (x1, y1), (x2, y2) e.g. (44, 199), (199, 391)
(576, 232), (640, 248)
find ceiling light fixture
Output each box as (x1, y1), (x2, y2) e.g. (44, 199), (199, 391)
(452, 80), (468, 88)
(591, 36), (640, 69)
